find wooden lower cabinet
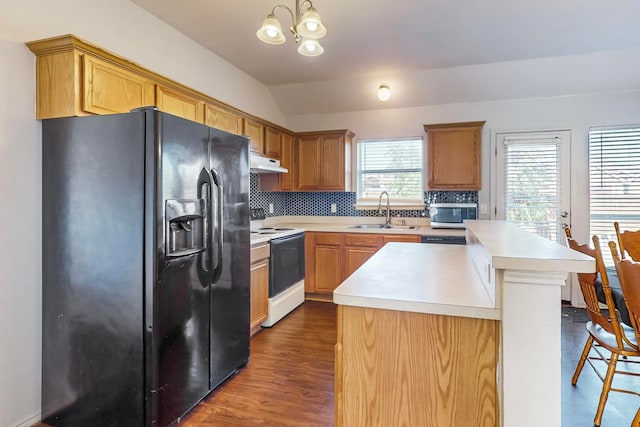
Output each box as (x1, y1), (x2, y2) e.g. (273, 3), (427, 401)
(250, 243), (270, 336)
(335, 305), (499, 426)
(305, 232), (420, 294)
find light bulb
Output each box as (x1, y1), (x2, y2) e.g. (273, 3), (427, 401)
(297, 38), (324, 56)
(305, 21), (318, 32)
(266, 28), (278, 38)
(377, 85), (391, 101)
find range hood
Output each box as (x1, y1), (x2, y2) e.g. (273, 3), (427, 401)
(250, 153), (288, 173)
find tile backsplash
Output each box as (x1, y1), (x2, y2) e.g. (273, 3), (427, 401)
(249, 174), (477, 218)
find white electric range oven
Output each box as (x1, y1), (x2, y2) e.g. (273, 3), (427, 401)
(250, 209), (305, 326)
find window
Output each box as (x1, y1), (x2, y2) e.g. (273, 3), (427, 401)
(356, 138), (423, 204)
(589, 126), (640, 262)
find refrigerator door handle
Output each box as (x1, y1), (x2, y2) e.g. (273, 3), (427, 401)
(197, 167), (215, 285)
(210, 167), (224, 285)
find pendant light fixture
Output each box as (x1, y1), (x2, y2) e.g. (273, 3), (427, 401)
(256, 0), (327, 57)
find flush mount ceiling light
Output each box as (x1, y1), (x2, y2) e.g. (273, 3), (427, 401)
(377, 84), (391, 101)
(256, 0), (327, 57)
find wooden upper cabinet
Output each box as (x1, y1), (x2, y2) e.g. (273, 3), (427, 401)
(244, 118), (265, 154)
(204, 104), (243, 135)
(260, 131), (295, 191)
(296, 130), (354, 192)
(83, 55), (155, 115)
(424, 121), (485, 190)
(264, 126), (282, 159)
(297, 135), (321, 190)
(156, 85), (204, 122)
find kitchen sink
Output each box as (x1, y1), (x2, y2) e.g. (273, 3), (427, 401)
(348, 224), (417, 230)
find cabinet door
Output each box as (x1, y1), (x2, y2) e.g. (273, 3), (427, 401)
(250, 258), (269, 335)
(314, 244), (343, 294)
(244, 118), (264, 154)
(83, 55), (155, 115)
(297, 136), (321, 190)
(344, 246), (378, 279)
(264, 126), (282, 159)
(279, 132), (294, 190)
(156, 85), (204, 122)
(320, 134), (345, 190)
(258, 132), (294, 192)
(425, 122), (484, 190)
(204, 104), (243, 135)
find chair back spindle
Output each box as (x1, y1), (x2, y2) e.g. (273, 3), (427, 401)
(609, 240), (640, 348)
(614, 221), (640, 261)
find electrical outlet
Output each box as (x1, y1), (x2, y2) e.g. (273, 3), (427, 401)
(268, 203), (274, 214)
(480, 203), (488, 215)
(330, 203), (337, 213)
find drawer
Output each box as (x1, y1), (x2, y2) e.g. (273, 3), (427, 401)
(382, 235), (420, 244)
(344, 233), (381, 247)
(250, 243), (270, 263)
(314, 232), (342, 246)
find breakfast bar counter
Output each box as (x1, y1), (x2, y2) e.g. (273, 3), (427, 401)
(333, 220), (594, 427)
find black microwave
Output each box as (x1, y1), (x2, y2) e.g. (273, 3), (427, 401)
(428, 203), (477, 229)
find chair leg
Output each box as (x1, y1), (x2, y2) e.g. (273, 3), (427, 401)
(572, 335), (594, 385)
(593, 352), (619, 427)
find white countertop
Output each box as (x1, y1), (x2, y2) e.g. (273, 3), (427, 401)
(260, 215), (466, 236)
(332, 219), (594, 320)
(333, 242), (500, 320)
(465, 220), (594, 273)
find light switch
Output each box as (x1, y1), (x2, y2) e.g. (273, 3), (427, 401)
(480, 203), (488, 215)
(268, 203), (274, 214)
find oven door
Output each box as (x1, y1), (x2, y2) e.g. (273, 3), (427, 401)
(269, 233), (305, 297)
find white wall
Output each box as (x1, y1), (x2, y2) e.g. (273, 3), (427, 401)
(286, 91), (640, 304)
(0, 0), (287, 425)
(286, 90), (640, 235)
(0, 39), (42, 427)
(2, 0), (640, 425)
(0, 0), (285, 126)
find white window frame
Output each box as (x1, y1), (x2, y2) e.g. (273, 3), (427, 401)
(354, 137), (425, 210)
(589, 125), (640, 264)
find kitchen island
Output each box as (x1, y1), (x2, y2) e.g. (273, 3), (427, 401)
(333, 220), (594, 427)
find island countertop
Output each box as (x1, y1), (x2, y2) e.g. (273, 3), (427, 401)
(332, 220), (594, 321)
(332, 242), (500, 320)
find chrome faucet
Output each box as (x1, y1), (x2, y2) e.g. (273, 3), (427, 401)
(377, 191), (391, 225)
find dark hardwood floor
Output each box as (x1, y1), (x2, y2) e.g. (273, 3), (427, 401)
(181, 300), (336, 426)
(37, 301), (638, 426)
(561, 306), (639, 427)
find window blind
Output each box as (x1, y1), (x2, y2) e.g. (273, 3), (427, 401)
(357, 138), (423, 202)
(589, 126), (640, 261)
(503, 137), (561, 241)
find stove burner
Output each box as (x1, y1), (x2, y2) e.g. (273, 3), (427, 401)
(274, 227), (294, 231)
(258, 227), (274, 230)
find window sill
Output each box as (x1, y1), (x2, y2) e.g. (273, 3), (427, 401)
(354, 202), (426, 211)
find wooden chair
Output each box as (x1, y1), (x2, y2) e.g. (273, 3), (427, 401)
(614, 221), (640, 261)
(566, 231), (640, 426)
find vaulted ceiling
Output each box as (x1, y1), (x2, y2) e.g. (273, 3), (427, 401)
(131, 0), (640, 115)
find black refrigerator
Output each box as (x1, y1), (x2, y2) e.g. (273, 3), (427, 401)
(41, 108), (250, 426)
